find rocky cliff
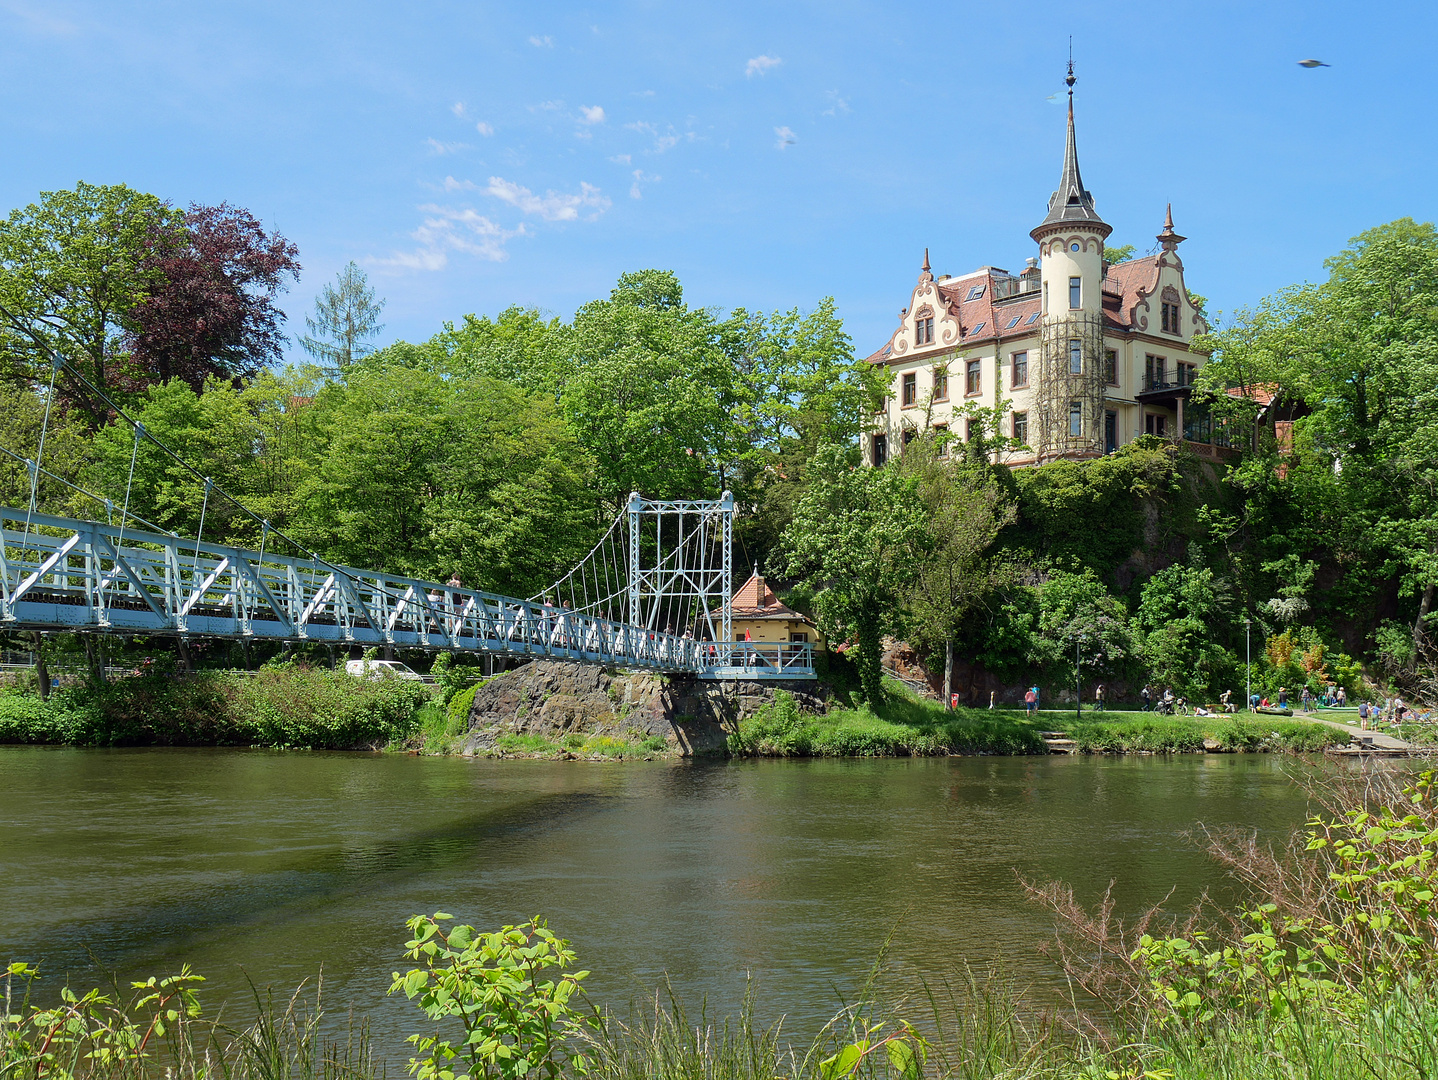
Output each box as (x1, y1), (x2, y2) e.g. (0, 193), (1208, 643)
(460, 660), (826, 756)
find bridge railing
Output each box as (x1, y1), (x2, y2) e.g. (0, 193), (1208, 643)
(0, 507), (708, 672)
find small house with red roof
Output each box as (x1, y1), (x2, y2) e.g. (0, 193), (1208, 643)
(713, 571), (827, 653)
(865, 73), (1227, 469)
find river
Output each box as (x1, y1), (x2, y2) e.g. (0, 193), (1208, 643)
(0, 747), (1314, 1047)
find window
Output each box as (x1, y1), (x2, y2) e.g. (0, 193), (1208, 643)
(965, 418), (976, 441)
(1069, 339), (1083, 375)
(934, 423), (949, 457)
(1069, 276), (1082, 309)
(1069, 401), (1083, 437)
(1025, 312), (1040, 325)
(966, 284), (985, 301)
(915, 316), (934, 345)
(902, 372), (916, 406)
(1011, 351), (1028, 388)
(1005, 314), (1022, 330)
(902, 428), (916, 448)
(1145, 354), (1166, 390)
(1177, 362), (1195, 387)
(872, 433), (888, 466)
(966, 359), (981, 396)
(932, 367), (948, 401)
(1042, 282), (1048, 312)
(1105, 348), (1118, 386)
(1012, 411), (1028, 444)
(1105, 410), (1118, 454)
(968, 322), (985, 337)
(1144, 413), (1167, 437)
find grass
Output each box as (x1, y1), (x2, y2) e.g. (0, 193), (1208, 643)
(727, 683), (1348, 758)
(486, 730), (670, 760)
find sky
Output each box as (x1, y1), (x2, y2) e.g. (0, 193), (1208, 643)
(3, 0), (1436, 365)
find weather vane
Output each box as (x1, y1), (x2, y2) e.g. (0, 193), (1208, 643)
(1066, 37), (1076, 92)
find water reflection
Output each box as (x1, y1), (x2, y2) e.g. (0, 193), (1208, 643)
(0, 748), (1314, 1047)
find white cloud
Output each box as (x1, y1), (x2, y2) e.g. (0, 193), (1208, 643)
(822, 91), (850, 117)
(485, 177), (611, 222)
(534, 99), (564, 111)
(579, 104), (606, 124)
(426, 138), (468, 155)
(529, 34), (553, 47)
(774, 125), (797, 149)
(371, 205), (526, 271)
(625, 120), (681, 154)
(629, 169), (660, 199)
(443, 176), (477, 191)
(609, 153), (632, 165)
(475, 121), (494, 136)
(451, 101), (467, 119)
(746, 55), (782, 77)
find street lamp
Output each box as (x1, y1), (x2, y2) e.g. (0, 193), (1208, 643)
(1245, 617), (1252, 714)
(1075, 636), (1083, 722)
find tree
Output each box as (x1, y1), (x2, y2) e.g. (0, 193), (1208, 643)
(0, 182), (177, 427)
(557, 270), (739, 508)
(1133, 561), (1240, 697)
(1104, 244), (1135, 264)
(777, 444), (928, 706)
(898, 435), (1017, 704)
(128, 203), (301, 391)
(1029, 567), (1135, 691)
(301, 261), (386, 375)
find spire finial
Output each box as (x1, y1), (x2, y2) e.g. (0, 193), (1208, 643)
(1066, 38), (1076, 92)
(918, 247), (933, 283)
(1029, 47), (1111, 243)
(922, 247), (930, 272)
(1157, 203), (1185, 253)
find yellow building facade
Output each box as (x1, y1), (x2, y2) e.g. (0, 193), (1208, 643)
(864, 85), (1223, 467)
(719, 572), (828, 653)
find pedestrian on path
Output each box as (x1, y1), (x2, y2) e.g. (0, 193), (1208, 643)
(1141, 685), (1152, 712)
(1024, 687), (1037, 715)
(1095, 684), (1105, 711)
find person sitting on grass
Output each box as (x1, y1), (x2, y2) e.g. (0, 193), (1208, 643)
(1193, 703), (1217, 717)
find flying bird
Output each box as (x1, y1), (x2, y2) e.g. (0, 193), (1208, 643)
(1298, 59), (1330, 68)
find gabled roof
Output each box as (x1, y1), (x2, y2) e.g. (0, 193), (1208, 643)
(713, 571), (813, 622)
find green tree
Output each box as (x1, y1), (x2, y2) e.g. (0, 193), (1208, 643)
(301, 261), (386, 375)
(1134, 561), (1240, 698)
(1104, 244), (1135, 264)
(1030, 566), (1135, 692)
(897, 435), (1017, 703)
(778, 444), (928, 706)
(557, 270), (738, 508)
(0, 182), (179, 427)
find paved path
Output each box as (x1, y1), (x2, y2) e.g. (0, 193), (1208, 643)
(1298, 712), (1415, 751)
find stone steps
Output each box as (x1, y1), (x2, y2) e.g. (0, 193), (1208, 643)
(1039, 730), (1077, 753)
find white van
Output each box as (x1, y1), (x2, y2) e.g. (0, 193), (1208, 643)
(344, 658), (424, 681)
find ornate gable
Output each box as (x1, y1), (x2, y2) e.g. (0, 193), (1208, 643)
(887, 250), (961, 360)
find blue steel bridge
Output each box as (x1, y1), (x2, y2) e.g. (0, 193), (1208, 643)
(0, 497), (815, 680)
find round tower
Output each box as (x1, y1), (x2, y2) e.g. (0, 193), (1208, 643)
(1028, 64), (1111, 460)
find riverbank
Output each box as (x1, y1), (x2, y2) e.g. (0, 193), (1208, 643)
(0, 664), (1351, 757)
(724, 687), (1349, 757)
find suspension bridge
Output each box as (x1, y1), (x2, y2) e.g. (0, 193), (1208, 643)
(0, 351), (814, 681)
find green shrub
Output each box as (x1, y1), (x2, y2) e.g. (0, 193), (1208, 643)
(445, 682), (478, 733)
(231, 666), (431, 749)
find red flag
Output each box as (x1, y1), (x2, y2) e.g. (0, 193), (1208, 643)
(744, 628), (752, 642)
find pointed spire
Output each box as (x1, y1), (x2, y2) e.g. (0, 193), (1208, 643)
(1030, 61), (1111, 242)
(918, 247), (933, 283)
(1157, 203), (1186, 253)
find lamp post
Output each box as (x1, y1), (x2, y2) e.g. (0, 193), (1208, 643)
(1245, 617), (1252, 715)
(1075, 636), (1082, 722)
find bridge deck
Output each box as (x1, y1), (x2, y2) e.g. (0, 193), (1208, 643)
(0, 507), (813, 679)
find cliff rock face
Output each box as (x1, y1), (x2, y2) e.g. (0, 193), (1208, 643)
(460, 660), (825, 756)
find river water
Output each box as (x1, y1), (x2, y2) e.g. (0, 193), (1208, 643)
(0, 748), (1314, 1046)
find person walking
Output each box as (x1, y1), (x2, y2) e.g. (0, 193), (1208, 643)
(1141, 684), (1152, 712)
(1024, 686), (1037, 715)
(1094, 683), (1105, 712)
(1220, 689), (1234, 713)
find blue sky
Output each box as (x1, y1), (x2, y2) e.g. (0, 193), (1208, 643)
(3, 0), (1435, 364)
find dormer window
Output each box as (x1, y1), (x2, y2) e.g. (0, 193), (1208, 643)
(915, 316), (934, 345)
(966, 285), (985, 301)
(1069, 276), (1082, 309)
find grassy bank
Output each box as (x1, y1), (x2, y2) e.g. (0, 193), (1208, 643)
(8, 767), (1438, 1080)
(727, 685), (1349, 757)
(0, 663), (431, 749)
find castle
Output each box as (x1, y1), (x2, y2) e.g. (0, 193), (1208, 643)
(864, 75), (1222, 467)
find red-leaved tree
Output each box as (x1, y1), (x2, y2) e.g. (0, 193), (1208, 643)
(126, 203), (300, 392)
